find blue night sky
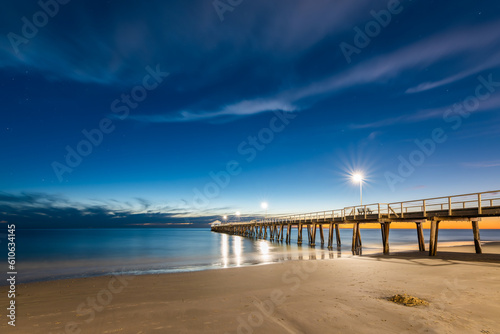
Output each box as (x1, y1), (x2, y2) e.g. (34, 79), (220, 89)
(1, 0), (500, 228)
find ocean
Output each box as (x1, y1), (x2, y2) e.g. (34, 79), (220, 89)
(4, 228), (500, 284)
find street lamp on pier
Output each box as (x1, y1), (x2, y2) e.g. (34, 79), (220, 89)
(352, 173), (364, 205)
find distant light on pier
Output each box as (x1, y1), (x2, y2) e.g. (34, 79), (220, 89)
(261, 202), (269, 220)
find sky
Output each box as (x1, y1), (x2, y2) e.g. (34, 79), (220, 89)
(1, 0), (500, 228)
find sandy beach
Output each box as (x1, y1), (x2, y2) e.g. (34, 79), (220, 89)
(2, 243), (500, 334)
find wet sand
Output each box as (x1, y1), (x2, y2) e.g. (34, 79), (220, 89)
(1, 243), (500, 333)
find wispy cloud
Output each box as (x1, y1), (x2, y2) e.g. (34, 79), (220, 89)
(367, 131), (382, 140)
(287, 21), (500, 102)
(351, 87), (500, 129)
(462, 161), (500, 168)
(405, 53), (500, 94)
(128, 98), (299, 123)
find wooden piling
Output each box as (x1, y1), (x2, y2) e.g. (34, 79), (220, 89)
(356, 224), (362, 247)
(310, 224), (317, 246)
(328, 223), (334, 248)
(335, 224), (341, 247)
(416, 222), (425, 251)
(319, 224), (325, 245)
(429, 220), (440, 256)
(380, 222), (390, 254)
(297, 223), (303, 244)
(352, 223), (357, 252)
(472, 220), (482, 254)
(286, 224), (291, 243)
(352, 223), (361, 252)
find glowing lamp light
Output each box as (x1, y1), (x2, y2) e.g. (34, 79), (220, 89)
(352, 173), (363, 183)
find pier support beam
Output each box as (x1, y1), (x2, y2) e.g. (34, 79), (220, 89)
(310, 224), (317, 246)
(380, 222), (390, 254)
(297, 223), (303, 244)
(352, 223), (362, 254)
(328, 223), (334, 248)
(429, 220), (440, 256)
(351, 224), (356, 252)
(319, 224), (325, 245)
(357, 225), (362, 248)
(336, 224), (341, 248)
(472, 220), (482, 254)
(286, 224), (291, 244)
(416, 222), (425, 252)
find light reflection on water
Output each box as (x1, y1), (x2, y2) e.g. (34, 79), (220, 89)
(234, 235), (242, 267)
(7, 228), (500, 284)
(258, 240), (271, 263)
(221, 233), (229, 268)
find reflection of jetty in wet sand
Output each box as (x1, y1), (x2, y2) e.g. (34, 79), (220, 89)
(212, 190), (500, 256)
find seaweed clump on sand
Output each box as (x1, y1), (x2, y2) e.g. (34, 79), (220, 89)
(388, 294), (429, 307)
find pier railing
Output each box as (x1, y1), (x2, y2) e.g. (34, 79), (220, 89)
(246, 190), (500, 224)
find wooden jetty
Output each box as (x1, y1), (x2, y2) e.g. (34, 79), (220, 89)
(211, 190), (500, 256)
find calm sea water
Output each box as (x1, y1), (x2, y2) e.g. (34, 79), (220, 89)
(3, 228), (500, 283)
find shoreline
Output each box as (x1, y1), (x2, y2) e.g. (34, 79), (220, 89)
(2, 243), (500, 333)
(3, 239), (499, 286)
